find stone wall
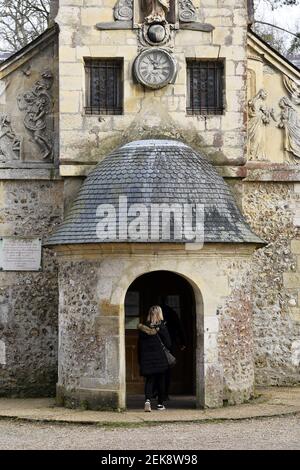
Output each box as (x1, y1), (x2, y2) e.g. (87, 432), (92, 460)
(243, 181), (300, 386)
(0, 0), (299, 403)
(0, 179), (64, 396)
(218, 257), (254, 404)
(57, 0), (249, 176)
(243, 32), (300, 386)
(57, 259), (120, 409)
(0, 18), (62, 397)
(55, 244), (256, 410)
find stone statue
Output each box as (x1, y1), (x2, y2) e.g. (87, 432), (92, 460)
(142, 0), (170, 23)
(0, 114), (21, 162)
(278, 96), (300, 162)
(17, 70), (54, 161)
(248, 89), (276, 161)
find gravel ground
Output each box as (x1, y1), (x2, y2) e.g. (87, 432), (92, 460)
(0, 415), (299, 450)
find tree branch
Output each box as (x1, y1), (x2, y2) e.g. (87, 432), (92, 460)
(253, 20), (300, 39)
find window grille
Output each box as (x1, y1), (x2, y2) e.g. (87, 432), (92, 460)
(187, 60), (225, 115)
(85, 59), (123, 115)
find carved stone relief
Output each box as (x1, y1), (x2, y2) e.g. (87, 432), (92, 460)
(248, 89), (276, 161)
(283, 75), (300, 105)
(98, 0), (213, 32)
(278, 96), (300, 162)
(114, 0), (133, 21)
(178, 0), (197, 22)
(0, 114), (22, 163)
(142, 0), (170, 24)
(247, 75), (300, 164)
(99, 1), (213, 87)
(17, 70), (54, 161)
(138, 21), (173, 48)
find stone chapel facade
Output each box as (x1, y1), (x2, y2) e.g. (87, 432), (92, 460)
(0, 0), (299, 410)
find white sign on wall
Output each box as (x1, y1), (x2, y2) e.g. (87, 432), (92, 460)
(0, 237), (42, 271)
(0, 340), (6, 365)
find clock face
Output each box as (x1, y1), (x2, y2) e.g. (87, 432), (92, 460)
(134, 49), (177, 89)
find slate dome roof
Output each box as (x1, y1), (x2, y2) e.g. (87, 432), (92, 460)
(45, 140), (263, 246)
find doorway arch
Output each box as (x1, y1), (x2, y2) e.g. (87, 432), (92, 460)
(124, 270), (202, 407)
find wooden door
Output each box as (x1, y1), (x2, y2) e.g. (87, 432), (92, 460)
(125, 290), (143, 393)
(125, 271), (196, 395)
(125, 330), (144, 393)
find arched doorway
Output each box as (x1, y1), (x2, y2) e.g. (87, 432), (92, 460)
(125, 271), (197, 405)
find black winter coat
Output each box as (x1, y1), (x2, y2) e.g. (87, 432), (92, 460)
(137, 321), (172, 377)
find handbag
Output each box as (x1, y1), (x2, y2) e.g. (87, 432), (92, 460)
(156, 333), (177, 368)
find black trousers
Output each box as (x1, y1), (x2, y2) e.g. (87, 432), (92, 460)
(145, 373), (165, 405)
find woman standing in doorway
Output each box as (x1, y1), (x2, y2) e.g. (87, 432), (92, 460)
(138, 305), (171, 412)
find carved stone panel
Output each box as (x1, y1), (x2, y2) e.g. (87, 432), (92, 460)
(283, 75), (300, 105)
(103, 0), (211, 34)
(133, 0), (178, 27)
(114, 0), (133, 21)
(138, 21), (174, 48)
(248, 89), (276, 161)
(278, 96), (300, 162)
(142, 0), (170, 24)
(178, 0), (197, 22)
(17, 70), (54, 161)
(0, 113), (22, 163)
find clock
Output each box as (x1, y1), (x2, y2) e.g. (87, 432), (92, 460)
(133, 48), (177, 90)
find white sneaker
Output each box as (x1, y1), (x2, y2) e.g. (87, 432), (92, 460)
(144, 400), (151, 412)
(157, 404), (166, 411)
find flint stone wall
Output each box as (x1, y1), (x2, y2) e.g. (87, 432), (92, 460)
(243, 181), (300, 386)
(0, 179), (63, 396)
(56, 245), (255, 410)
(218, 257), (254, 404)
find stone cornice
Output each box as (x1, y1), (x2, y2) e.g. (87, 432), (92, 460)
(48, 242), (260, 258)
(58, 163), (300, 182)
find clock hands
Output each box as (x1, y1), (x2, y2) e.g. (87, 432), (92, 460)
(145, 58), (167, 72)
(149, 58), (160, 70)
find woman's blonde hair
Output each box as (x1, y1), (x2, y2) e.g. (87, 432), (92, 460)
(147, 305), (163, 325)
